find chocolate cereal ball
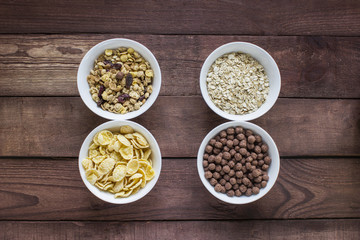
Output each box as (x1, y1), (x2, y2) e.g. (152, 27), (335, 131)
(220, 138), (227, 145)
(223, 165), (230, 173)
(203, 160), (209, 168)
(214, 184), (222, 192)
(261, 144), (269, 153)
(235, 127), (243, 134)
(235, 171), (243, 178)
(245, 188), (252, 196)
(252, 187), (260, 195)
(225, 182), (232, 190)
(264, 156), (271, 165)
(214, 141), (222, 149)
(220, 131), (227, 138)
(239, 184), (247, 193)
(245, 129), (253, 137)
(219, 179), (226, 186)
(236, 133), (245, 141)
(223, 152), (231, 160)
(208, 155), (215, 163)
(239, 140), (247, 148)
(235, 189), (242, 197)
(255, 135), (262, 143)
(227, 135), (234, 140)
(227, 190), (235, 197)
(239, 148), (247, 156)
(254, 145), (262, 154)
(210, 178), (217, 186)
(213, 172), (220, 180)
(209, 139), (216, 146)
(204, 171), (212, 179)
(248, 135), (256, 144)
(205, 145), (213, 153)
(208, 163), (216, 171)
(213, 148), (220, 155)
(215, 155), (222, 164)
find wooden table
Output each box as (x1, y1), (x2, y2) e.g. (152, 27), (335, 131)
(0, 1), (359, 239)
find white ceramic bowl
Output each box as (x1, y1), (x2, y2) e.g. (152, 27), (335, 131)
(197, 121), (280, 204)
(200, 42), (281, 121)
(79, 120), (162, 204)
(77, 38), (161, 120)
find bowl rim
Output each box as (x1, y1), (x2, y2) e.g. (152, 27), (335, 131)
(199, 41), (281, 121)
(78, 120), (162, 204)
(197, 121), (280, 204)
(77, 38), (161, 120)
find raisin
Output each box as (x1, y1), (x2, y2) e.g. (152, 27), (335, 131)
(118, 94), (130, 104)
(113, 63), (122, 70)
(97, 98), (104, 106)
(126, 73), (133, 89)
(138, 95), (145, 101)
(98, 85), (105, 98)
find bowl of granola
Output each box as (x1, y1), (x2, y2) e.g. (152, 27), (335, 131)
(77, 38), (161, 120)
(200, 42), (281, 121)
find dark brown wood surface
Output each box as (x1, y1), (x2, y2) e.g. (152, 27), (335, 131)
(1, 0), (359, 239)
(0, 0), (359, 36)
(1, 220), (359, 239)
(0, 97), (359, 157)
(0, 35), (359, 98)
(0, 158), (359, 220)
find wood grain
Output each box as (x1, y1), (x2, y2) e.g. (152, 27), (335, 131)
(0, 157), (359, 220)
(0, 97), (359, 157)
(0, 219), (359, 239)
(0, 35), (359, 98)
(0, 0), (359, 36)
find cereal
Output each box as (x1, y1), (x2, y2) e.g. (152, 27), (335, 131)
(87, 47), (154, 114)
(206, 52), (269, 115)
(81, 125), (155, 198)
(203, 126), (271, 197)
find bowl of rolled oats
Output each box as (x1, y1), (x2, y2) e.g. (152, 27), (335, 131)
(77, 38), (161, 120)
(200, 42), (281, 121)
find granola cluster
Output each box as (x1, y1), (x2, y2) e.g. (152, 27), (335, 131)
(87, 47), (154, 114)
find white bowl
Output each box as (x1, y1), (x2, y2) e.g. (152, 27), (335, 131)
(79, 120), (162, 204)
(197, 121), (280, 204)
(200, 42), (281, 121)
(77, 38), (161, 120)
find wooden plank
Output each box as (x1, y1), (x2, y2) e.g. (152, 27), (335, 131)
(0, 35), (359, 98)
(0, 158), (359, 220)
(0, 219), (359, 239)
(0, 1), (359, 35)
(0, 97), (359, 157)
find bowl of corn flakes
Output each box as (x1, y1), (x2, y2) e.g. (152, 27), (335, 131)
(79, 120), (162, 204)
(77, 38), (161, 120)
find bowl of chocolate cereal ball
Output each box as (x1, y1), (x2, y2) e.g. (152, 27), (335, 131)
(200, 42), (281, 121)
(197, 121), (280, 204)
(77, 38), (161, 120)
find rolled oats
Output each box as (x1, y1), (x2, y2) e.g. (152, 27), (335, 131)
(87, 47), (154, 114)
(206, 52), (269, 115)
